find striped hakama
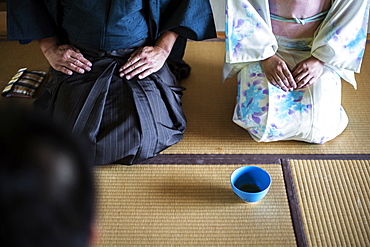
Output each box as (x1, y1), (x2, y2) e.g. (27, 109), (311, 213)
(35, 46), (186, 165)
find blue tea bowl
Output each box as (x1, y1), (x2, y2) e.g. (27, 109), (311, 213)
(230, 166), (272, 203)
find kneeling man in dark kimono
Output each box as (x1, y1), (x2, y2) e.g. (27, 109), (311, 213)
(7, 0), (217, 165)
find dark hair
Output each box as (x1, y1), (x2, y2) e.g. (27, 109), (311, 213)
(0, 106), (95, 247)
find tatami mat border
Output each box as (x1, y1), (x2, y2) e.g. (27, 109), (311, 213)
(138, 154), (370, 165)
(282, 159), (308, 247)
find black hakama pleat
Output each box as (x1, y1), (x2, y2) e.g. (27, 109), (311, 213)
(34, 49), (186, 165)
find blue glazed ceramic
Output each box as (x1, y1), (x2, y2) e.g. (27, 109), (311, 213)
(230, 166), (272, 203)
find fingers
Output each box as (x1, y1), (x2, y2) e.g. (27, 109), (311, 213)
(261, 55), (297, 92)
(120, 61), (153, 80)
(292, 56), (324, 89)
(119, 50), (151, 79)
(62, 60), (91, 75)
(283, 69), (297, 89)
(277, 62), (296, 91)
(295, 71), (314, 89)
(298, 78), (314, 89)
(267, 69), (296, 92)
(119, 46), (167, 80)
(73, 52), (92, 68)
(46, 45), (92, 76)
(119, 55), (151, 79)
(267, 74), (287, 91)
(62, 49), (92, 75)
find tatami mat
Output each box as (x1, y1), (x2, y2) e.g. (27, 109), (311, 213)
(290, 159), (370, 247)
(0, 41), (50, 108)
(1, 41), (369, 155)
(93, 164), (296, 246)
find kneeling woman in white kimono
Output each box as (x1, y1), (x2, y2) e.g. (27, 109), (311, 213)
(224, 0), (369, 144)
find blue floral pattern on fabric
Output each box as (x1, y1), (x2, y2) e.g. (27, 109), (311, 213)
(325, 24), (367, 66)
(226, 3), (261, 58)
(270, 86), (312, 122)
(238, 64), (313, 141)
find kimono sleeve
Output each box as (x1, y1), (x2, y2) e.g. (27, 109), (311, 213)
(149, 0), (217, 41)
(312, 0), (369, 74)
(223, 0), (278, 80)
(7, 0), (57, 41)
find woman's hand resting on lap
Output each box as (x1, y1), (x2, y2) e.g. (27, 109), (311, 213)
(292, 56), (325, 89)
(261, 55), (325, 91)
(261, 55), (297, 92)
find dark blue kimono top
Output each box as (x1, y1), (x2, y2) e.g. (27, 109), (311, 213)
(7, 0), (216, 51)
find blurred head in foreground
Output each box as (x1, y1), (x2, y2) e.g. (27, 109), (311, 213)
(0, 106), (95, 247)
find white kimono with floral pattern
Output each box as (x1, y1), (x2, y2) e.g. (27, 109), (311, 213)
(224, 0), (369, 144)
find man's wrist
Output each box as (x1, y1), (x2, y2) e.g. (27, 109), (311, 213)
(155, 31), (179, 55)
(38, 36), (58, 54)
